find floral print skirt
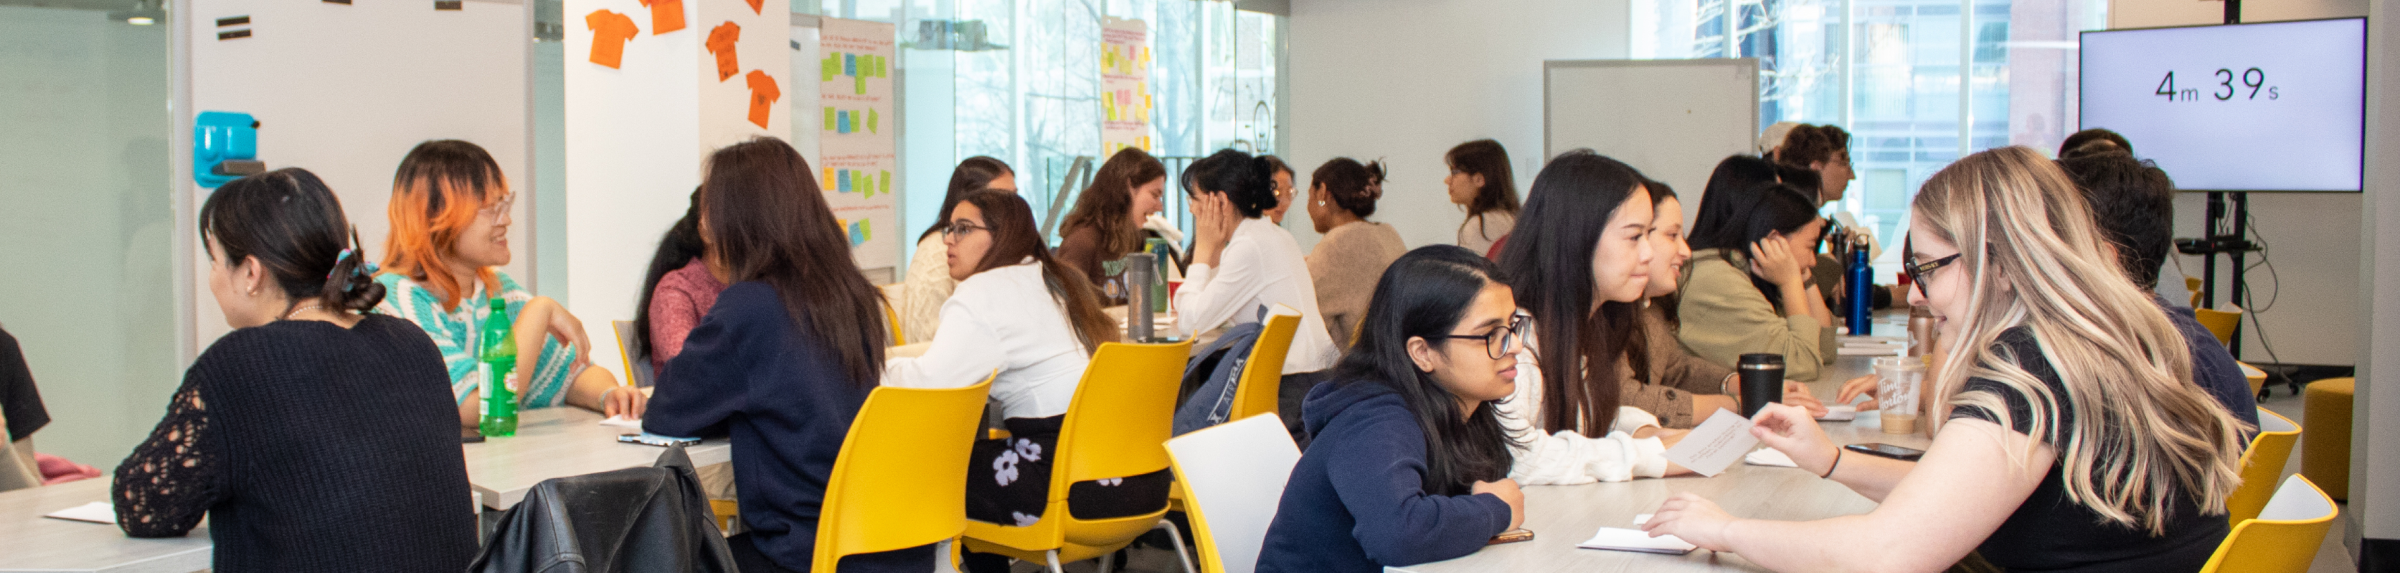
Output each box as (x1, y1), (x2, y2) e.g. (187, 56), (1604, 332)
(965, 415), (1172, 526)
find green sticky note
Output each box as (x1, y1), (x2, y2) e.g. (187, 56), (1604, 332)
(821, 55), (839, 82)
(879, 170), (892, 194)
(855, 75), (867, 95)
(867, 108), (880, 133)
(874, 55), (887, 77)
(858, 218), (872, 240)
(824, 107), (837, 131)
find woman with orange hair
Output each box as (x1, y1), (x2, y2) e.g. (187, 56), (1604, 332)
(374, 140), (643, 427)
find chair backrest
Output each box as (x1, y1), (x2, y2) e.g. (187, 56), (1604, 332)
(1056, 341), (1195, 488)
(814, 377), (994, 571)
(2228, 408), (2304, 524)
(1166, 414), (1302, 573)
(2186, 276), (2205, 309)
(1228, 308), (1303, 421)
(611, 320), (657, 387)
(2199, 474), (2339, 573)
(877, 283), (908, 346)
(2193, 308), (2243, 347)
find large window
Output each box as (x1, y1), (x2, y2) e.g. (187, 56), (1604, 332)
(1637, 0), (2104, 244)
(816, 0), (1284, 259)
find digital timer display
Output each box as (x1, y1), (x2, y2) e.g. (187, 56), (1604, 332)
(2080, 18), (2364, 192)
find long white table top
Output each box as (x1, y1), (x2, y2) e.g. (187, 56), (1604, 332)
(0, 478), (211, 573)
(461, 406), (730, 509)
(1401, 324), (1932, 572)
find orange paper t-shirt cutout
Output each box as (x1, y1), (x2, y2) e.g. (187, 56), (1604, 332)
(640, 0), (684, 34)
(745, 70), (781, 129)
(744, 0), (763, 15)
(585, 10), (638, 69)
(706, 23), (742, 81)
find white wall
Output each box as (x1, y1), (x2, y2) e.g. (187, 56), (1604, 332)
(2353, 0), (2399, 555)
(1285, 0), (1631, 250)
(2116, 0), (2367, 369)
(184, 0), (533, 350)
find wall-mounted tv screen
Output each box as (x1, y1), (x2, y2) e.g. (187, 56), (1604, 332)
(2080, 17), (2366, 192)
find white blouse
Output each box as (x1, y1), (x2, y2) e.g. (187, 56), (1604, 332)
(883, 261), (1090, 420)
(1173, 218), (1341, 374)
(1500, 323), (1673, 485)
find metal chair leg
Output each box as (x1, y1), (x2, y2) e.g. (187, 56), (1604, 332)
(1152, 519), (1199, 573)
(1045, 550), (1065, 573)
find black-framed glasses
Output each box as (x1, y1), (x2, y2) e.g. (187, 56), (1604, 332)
(941, 220), (989, 241)
(1901, 237), (1962, 299)
(1425, 312), (1528, 360)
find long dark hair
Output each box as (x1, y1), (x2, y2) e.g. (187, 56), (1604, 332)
(918, 156), (1014, 243)
(958, 189), (1121, 352)
(1686, 180), (1820, 313)
(1494, 150), (1652, 435)
(1332, 245), (1515, 495)
(1446, 139), (1520, 231)
(699, 138), (886, 384)
(1183, 148), (1281, 218)
(1686, 155), (1780, 244)
(632, 188), (707, 362)
(201, 168), (386, 315)
(1061, 148), (1167, 257)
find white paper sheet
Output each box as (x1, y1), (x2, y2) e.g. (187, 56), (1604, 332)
(1745, 448), (1799, 467)
(43, 501), (115, 524)
(1815, 404), (1857, 421)
(1579, 527), (1697, 554)
(598, 415), (644, 430)
(1663, 409), (1761, 477)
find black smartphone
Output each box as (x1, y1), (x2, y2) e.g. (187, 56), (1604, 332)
(1845, 443), (1925, 461)
(618, 433), (702, 447)
(460, 428), (485, 444)
(1488, 529), (1535, 545)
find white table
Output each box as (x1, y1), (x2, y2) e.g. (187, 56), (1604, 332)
(0, 479), (212, 573)
(1401, 344), (1933, 572)
(461, 407), (731, 509)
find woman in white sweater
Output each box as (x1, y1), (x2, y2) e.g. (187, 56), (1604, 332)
(884, 189), (1169, 573)
(899, 157), (1014, 344)
(1177, 149), (1340, 375)
(1491, 150), (1691, 484)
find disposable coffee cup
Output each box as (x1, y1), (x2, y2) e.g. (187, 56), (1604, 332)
(1873, 356), (1925, 435)
(1737, 353), (1785, 418)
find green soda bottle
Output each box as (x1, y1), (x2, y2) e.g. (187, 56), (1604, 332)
(477, 298), (518, 437)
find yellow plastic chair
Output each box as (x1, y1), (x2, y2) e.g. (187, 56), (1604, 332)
(1229, 308), (1303, 422)
(2197, 474), (2339, 573)
(610, 320), (657, 387)
(961, 341), (1197, 573)
(1166, 414), (1301, 573)
(2226, 408), (2302, 524)
(2186, 276), (2205, 309)
(2193, 308), (2243, 347)
(813, 375), (995, 572)
(2238, 361), (2269, 396)
(877, 283), (908, 346)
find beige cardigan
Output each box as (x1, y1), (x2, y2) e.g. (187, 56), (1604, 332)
(1673, 248), (1835, 381)
(1305, 222), (1408, 348)
(1623, 304), (1739, 429)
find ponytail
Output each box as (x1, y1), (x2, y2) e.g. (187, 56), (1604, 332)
(320, 228), (388, 313)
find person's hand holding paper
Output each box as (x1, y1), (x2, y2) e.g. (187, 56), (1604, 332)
(1662, 410), (1761, 477)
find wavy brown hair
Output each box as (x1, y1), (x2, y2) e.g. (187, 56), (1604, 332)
(700, 138), (888, 385)
(1060, 147), (1167, 257)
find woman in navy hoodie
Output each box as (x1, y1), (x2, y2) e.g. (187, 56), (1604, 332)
(1256, 245), (1525, 572)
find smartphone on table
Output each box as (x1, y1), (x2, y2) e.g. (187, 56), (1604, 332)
(1844, 443), (1926, 461)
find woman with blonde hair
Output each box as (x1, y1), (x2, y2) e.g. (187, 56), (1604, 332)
(376, 140), (642, 427)
(1642, 147), (2246, 571)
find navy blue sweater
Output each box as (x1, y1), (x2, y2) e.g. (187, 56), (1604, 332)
(2156, 296), (2259, 432)
(1255, 379), (1512, 573)
(644, 282), (932, 572)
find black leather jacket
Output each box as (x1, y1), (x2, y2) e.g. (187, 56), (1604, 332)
(467, 446), (737, 573)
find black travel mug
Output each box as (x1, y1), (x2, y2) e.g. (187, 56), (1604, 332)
(1737, 353), (1786, 418)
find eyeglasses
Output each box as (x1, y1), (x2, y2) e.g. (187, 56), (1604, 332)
(479, 193), (515, 218)
(941, 221), (989, 241)
(1425, 312), (1528, 360)
(1901, 237), (1962, 300)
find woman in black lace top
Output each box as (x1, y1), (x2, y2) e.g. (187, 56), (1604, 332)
(114, 168), (475, 572)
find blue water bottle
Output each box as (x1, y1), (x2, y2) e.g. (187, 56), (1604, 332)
(1847, 244), (1873, 335)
